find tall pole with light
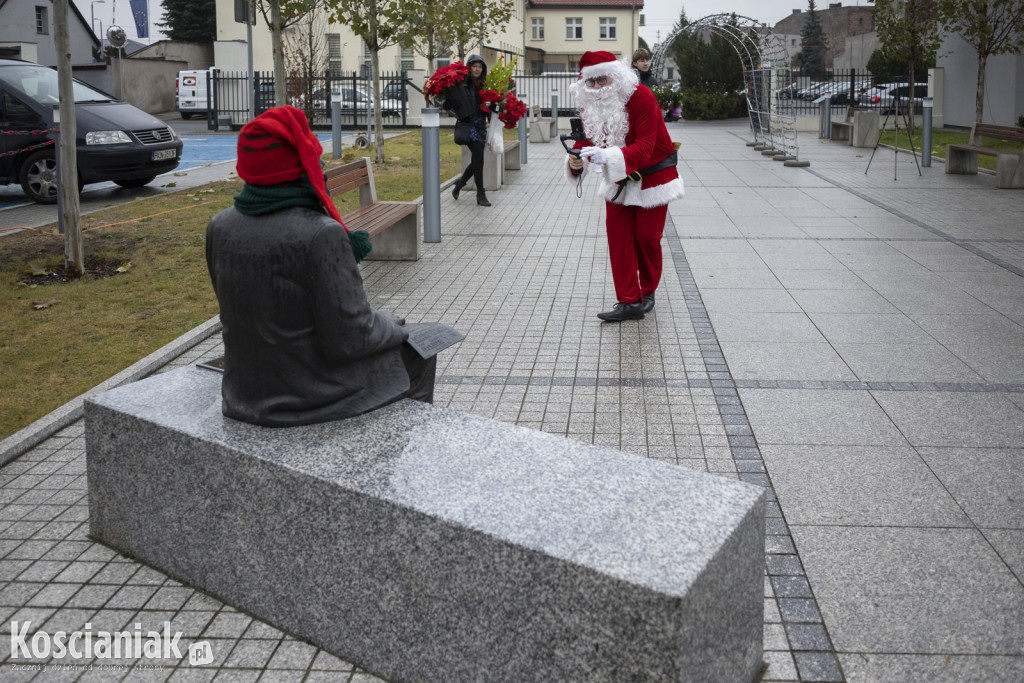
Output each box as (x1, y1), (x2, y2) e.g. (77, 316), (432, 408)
(90, 0), (105, 38)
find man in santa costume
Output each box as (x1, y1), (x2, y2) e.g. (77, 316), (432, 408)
(566, 51), (684, 322)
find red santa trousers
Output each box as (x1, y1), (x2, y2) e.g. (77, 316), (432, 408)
(605, 201), (668, 304)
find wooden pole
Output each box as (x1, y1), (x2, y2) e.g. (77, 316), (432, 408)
(54, 0), (84, 276)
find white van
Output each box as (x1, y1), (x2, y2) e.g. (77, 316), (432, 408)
(176, 69), (212, 119)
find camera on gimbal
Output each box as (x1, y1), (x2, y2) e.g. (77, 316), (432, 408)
(559, 117), (586, 156)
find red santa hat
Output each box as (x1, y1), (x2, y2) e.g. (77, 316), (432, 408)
(236, 105), (345, 228)
(578, 51), (628, 81)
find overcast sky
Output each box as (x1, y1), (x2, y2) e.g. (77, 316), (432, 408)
(638, 0), (871, 46)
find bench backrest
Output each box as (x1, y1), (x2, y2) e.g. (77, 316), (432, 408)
(325, 157), (377, 206)
(970, 123), (1024, 147)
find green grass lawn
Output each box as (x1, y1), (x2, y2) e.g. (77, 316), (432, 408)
(0, 130), (470, 441)
(876, 127), (1024, 172)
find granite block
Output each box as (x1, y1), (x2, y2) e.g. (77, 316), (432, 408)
(86, 366), (765, 682)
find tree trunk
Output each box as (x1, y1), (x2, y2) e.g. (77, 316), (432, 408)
(975, 51), (987, 128)
(907, 60), (916, 137)
(271, 0), (287, 107)
(54, 0), (83, 276)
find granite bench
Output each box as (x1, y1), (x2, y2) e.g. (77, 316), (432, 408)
(529, 104), (557, 143)
(503, 139), (521, 170)
(326, 158), (421, 260)
(946, 122), (1024, 189)
(460, 144), (502, 191)
(85, 365), (766, 682)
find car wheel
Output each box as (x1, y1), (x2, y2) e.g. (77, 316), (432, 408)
(20, 150), (60, 204)
(181, 112), (193, 120)
(114, 176), (156, 189)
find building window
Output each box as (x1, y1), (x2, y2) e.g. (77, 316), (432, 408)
(327, 34), (342, 77)
(666, 67), (674, 80)
(599, 18), (616, 40)
(565, 17), (582, 40)
(530, 60), (544, 75)
(35, 6), (48, 34)
(400, 47), (415, 71)
(436, 56), (451, 69)
(531, 17), (544, 41)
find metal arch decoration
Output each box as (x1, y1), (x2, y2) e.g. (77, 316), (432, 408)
(651, 14), (803, 165)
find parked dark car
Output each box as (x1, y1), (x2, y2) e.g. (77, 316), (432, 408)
(0, 58), (182, 203)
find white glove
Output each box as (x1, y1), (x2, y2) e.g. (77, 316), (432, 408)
(580, 146), (607, 165)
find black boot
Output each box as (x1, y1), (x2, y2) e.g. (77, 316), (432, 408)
(452, 179), (465, 200)
(597, 301), (644, 322)
(642, 293), (655, 313)
(476, 192), (491, 207)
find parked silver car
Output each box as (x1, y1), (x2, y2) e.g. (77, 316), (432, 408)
(855, 82), (928, 115)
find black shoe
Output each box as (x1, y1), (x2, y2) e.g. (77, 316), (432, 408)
(477, 194), (491, 207)
(452, 180), (465, 200)
(597, 301), (644, 322)
(642, 293), (655, 313)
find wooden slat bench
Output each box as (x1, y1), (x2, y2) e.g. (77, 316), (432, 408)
(326, 157), (420, 260)
(946, 123), (1024, 189)
(529, 104), (557, 143)
(503, 138), (521, 170)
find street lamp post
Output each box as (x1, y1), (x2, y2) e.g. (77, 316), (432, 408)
(91, 0), (105, 39)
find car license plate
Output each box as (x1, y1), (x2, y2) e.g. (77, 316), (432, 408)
(152, 149), (176, 161)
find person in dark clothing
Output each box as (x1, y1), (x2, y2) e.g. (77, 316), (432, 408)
(448, 55), (492, 207)
(631, 48), (658, 91)
(205, 105), (435, 427)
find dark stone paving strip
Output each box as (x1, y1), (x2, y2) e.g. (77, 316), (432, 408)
(437, 375), (1024, 394)
(802, 167), (1024, 279)
(664, 223), (846, 683)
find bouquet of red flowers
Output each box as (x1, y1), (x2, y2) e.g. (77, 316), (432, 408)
(423, 62), (469, 107)
(498, 92), (527, 129)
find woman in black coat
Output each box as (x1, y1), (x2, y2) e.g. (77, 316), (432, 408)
(447, 55), (492, 207)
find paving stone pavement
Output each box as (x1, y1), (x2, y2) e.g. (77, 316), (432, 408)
(1, 121), (1022, 681)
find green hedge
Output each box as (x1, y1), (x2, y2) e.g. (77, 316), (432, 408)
(651, 86), (748, 121)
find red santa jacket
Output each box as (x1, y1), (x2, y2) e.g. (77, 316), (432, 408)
(567, 84), (685, 208)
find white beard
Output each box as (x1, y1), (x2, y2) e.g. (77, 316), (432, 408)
(570, 65), (635, 148)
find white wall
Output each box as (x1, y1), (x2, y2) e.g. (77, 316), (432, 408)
(0, 1), (97, 65)
(938, 31), (1024, 127)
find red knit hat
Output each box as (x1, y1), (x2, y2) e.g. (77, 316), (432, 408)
(578, 51), (618, 79)
(236, 105), (345, 228)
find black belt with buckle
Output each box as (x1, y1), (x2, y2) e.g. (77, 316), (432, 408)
(610, 150), (678, 202)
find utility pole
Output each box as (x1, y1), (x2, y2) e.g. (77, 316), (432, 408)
(54, 0), (84, 276)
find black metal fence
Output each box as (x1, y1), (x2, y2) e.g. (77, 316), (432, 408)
(773, 70), (927, 116)
(206, 70), (413, 130)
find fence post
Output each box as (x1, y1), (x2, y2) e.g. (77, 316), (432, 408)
(922, 97), (933, 167)
(422, 108), (441, 243)
(551, 90), (558, 133)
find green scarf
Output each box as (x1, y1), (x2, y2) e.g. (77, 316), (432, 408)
(233, 180), (372, 263)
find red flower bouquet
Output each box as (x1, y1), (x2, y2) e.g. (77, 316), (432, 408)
(423, 62), (469, 106)
(480, 56), (525, 132)
(499, 92), (527, 129)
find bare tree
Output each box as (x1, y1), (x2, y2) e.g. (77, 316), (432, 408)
(284, 10), (331, 118)
(938, 0), (1024, 124)
(254, 0), (321, 106)
(873, 0), (942, 134)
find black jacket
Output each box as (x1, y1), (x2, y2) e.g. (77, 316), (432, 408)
(206, 206), (409, 427)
